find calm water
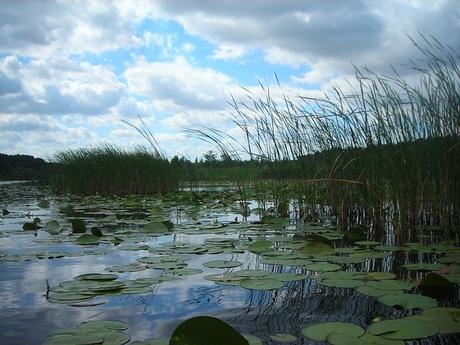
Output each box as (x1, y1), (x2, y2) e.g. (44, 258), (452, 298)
(0, 182), (458, 344)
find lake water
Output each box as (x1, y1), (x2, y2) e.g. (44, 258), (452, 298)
(0, 182), (458, 344)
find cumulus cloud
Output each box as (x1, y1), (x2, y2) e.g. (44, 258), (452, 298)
(0, 55), (123, 116)
(125, 56), (235, 113)
(0, 0), (155, 57)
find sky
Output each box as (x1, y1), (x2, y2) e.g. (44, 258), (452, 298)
(0, 0), (459, 160)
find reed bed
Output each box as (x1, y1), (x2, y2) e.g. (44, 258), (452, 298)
(53, 145), (178, 195)
(191, 37), (460, 244)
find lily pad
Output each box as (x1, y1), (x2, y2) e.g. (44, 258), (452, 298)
(44, 220), (62, 235)
(240, 278), (284, 291)
(203, 260), (243, 269)
(302, 322), (364, 341)
(367, 272), (396, 280)
(304, 262), (341, 272)
(75, 234), (100, 245)
(366, 280), (414, 291)
(417, 307), (460, 334)
(320, 279), (365, 288)
(377, 293), (437, 310)
(367, 318), (438, 340)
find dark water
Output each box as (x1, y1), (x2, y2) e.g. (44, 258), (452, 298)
(0, 182), (458, 345)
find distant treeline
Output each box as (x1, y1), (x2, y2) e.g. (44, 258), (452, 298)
(0, 153), (52, 180)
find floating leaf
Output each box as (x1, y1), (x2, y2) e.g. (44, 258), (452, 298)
(203, 260), (243, 269)
(367, 318), (438, 340)
(320, 279), (365, 288)
(169, 316), (249, 345)
(402, 263), (446, 271)
(297, 242), (335, 256)
(417, 307), (460, 334)
(301, 322), (364, 341)
(358, 334), (404, 345)
(367, 272), (396, 280)
(326, 333), (365, 345)
(75, 234), (100, 245)
(304, 262), (341, 272)
(366, 280), (414, 291)
(247, 240), (273, 254)
(377, 292), (437, 310)
(240, 278), (284, 291)
(44, 220), (62, 235)
(143, 221), (169, 233)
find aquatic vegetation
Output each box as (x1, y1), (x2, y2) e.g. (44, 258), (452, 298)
(191, 37), (460, 245)
(1, 183), (460, 344)
(53, 144), (178, 195)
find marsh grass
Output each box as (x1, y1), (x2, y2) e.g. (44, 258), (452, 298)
(53, 145), (177, 195)
(191, 36), (460, 243)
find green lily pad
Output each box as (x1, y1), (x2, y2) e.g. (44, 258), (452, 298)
(326, 333), (365, 345)
(356, 286), (397, 297)
(416, 307), (460, 334)
(320, 279), (365, 288)
(297, 242), (335, 256)
(367, 318), (438, 340)
(367, 272), (396, 280)
(355, 241), (380, 246)
(38, 199), (50, 208)
(304, 262), (341, 272)
(77, 320), (129, 331)
(75, 234), (100, 245)
(240, 278), (284, 291)
(377, 293), (437, 310)
(44, 334), (103, 345)
(75, 273), (118, 281)
(44, 220), (62, 235)
(402, 263), (446, 271)
(366, 280), (414, 291)
(272, 273), (309, 282)
(169, 316), (249, 345)
(247, 240), (273, 254)
(358, 334), (404, 345)
(269, 333), (297, 342)
(321, 271), (367, 280)
(234, 269), (271, 278)
(143, 221), (169, 233)
(203, 260), (243, 268)
(301, 322), (364, 341)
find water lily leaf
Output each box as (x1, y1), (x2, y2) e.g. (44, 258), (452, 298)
(402, 263), (446, 271)
(367, 318), (438, 340)
(297, 242), (335, 255)
(44, 334), (103, 345)
(417, 307), (460, 334)
(272, 272), (309, 282)
(240, 278), (284, 291)
(169, 316), (249, 345)
(304, 262), (341, 272)
(301, 322), (364, 341)
(326, 333), (365, 345)
(77, 320), (128, 331)
(44, 220), (62, 235)
(358, 334), (404, 345)
(367, 272), (396, 280)
(143, 221), (169, 233)
(75, 273), (118, 281)
(355, 240), (380, 246)
(269, 333), (297, 342)
(377, 293), (437, 310)
(203, 260), (243, 268)
(366, 280), (414, 291)
(234, 269), (271, 278)
(356, 286), (397, 297)
(247, 240), (273, 254)
(72, 219), (86, 233)
(75, 234), (100, 245)
(320, 279), (365, 288)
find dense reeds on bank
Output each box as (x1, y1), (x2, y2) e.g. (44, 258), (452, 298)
(191, 37), (460, 243)
(53, 145), (178, 195)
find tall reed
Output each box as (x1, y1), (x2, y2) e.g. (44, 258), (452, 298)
(191, 36), (460, 243)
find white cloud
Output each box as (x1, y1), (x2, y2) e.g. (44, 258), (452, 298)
(212, 44), (247, 60)
(125, 56), (235, 114)
(0, 0), (155, 57)
(0, 55), (124, 116)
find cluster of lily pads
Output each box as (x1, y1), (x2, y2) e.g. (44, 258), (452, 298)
(301, 307), (460, 344)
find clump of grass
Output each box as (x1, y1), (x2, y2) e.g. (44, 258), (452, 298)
(53, 145), (177, 195)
